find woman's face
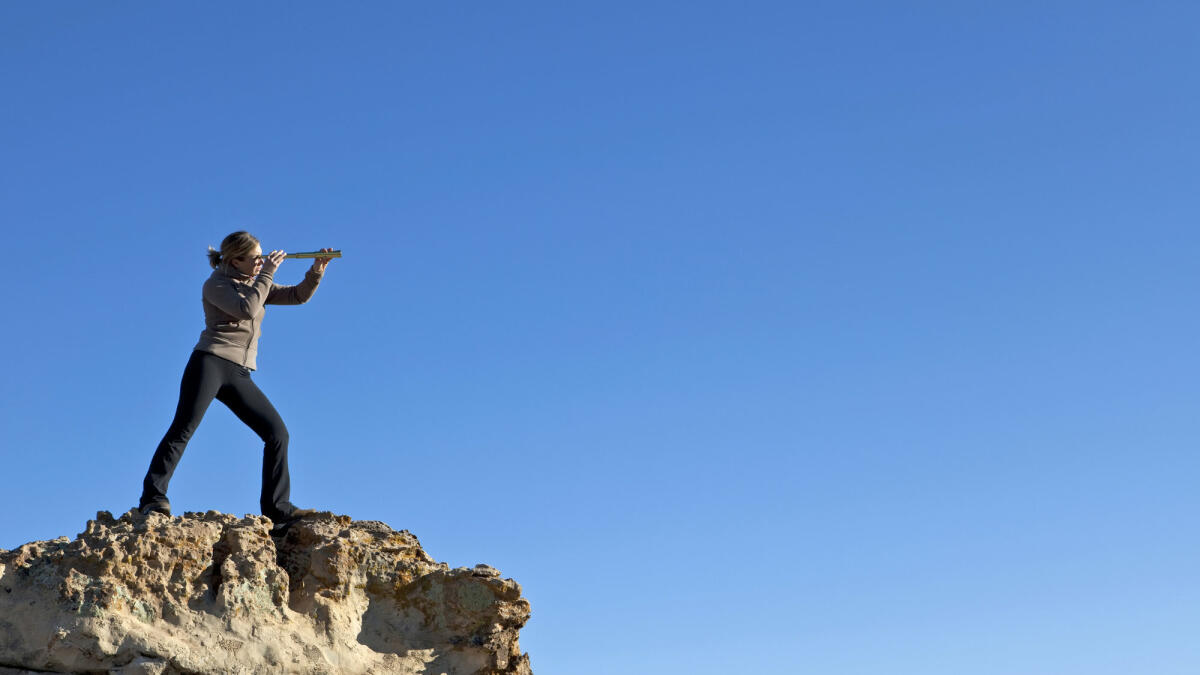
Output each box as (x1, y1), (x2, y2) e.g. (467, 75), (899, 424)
(230, 245), (264, 277)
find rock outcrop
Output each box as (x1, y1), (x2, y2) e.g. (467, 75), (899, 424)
(0, 511), (532, 674)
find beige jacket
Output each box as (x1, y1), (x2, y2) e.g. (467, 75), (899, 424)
(193, 263), (324, 370)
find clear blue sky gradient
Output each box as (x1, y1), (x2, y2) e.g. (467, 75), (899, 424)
(2, 3), (1198, 673)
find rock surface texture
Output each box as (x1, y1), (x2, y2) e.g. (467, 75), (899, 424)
(0, 511), (532, 674)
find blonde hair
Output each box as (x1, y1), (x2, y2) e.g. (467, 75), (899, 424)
(207, 231), (261, 269)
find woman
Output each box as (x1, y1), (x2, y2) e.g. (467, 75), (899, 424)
(138, 231), (334, 531)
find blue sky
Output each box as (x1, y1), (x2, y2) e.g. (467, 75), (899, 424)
(2, 2), (1199, 673)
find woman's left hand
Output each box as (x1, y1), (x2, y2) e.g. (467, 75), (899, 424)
(311, 248), (335, 273)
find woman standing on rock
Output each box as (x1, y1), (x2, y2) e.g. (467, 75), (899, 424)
(138, 231), (334, 531)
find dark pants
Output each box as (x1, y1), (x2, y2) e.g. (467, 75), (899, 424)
(140, 350), (295, 518)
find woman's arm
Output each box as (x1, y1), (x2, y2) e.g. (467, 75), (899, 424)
(266, 268), (323, 305)
(266, 249), (333, 306)
(204, 271), (274, 319)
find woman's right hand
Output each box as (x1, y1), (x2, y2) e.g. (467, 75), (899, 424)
(262, 250), (286, 274)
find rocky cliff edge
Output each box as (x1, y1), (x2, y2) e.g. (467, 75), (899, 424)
(0, 511), (532, 674)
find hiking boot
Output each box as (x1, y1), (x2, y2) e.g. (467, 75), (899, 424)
(266, 506), (316, 536)
(267, 505), (316, 521)
(138, 501), (171, 517)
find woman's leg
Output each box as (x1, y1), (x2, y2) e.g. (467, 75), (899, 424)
(140, 351), (225, 509)
(216, 368), (294, 519)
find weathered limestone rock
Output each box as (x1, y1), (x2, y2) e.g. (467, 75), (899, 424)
(0, 511), (532, 674)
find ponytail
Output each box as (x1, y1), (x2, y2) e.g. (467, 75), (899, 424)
(208, 231), (260, 269)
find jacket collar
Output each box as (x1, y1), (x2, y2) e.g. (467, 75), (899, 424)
(218, 262), (255, 282)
